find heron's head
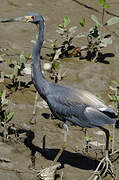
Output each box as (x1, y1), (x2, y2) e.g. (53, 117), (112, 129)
(0, 13), (44, 24)
(24, 13), (44, 24)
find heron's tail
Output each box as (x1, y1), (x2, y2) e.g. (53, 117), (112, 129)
(99, 107), (117, 118)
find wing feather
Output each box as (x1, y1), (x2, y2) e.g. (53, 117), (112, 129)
(46, 94), (115, 128)
(84, 107), (115, 127)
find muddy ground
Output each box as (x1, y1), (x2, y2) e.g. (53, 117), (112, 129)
(0, 0), (119, 180)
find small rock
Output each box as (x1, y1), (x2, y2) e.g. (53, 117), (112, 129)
(23, 64), (31, 75)
(88, 141), (105, 147)
(94, 130), (105, 136)
(37, 100), (48, 109)
(37, 163), (61, 180)
(43, 63), (52, 71)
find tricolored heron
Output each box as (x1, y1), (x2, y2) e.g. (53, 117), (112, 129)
(0, 13), (116, 175)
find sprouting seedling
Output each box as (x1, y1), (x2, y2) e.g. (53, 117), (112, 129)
(111, 80), (119, 87)
(0, 53), (6, 62)
(0, 90), (8, 107)
(50, 61), (61, 82)
(51, 39), (57, 50)
(1, 111), (14, 142)
(109, 80), (119, 118)
(0, 90), (14, 142)
(1, 111), (14, 127)
(79, 13), (119, 62)
(5, 53), (27, 90)
(55, 16), (77, 58)
(85, 134), (91, 142)
(113, 96), (119, 104)
(99, 0), (110, 24)
(99, 0), (109, 8)
(58, 16), (70, 31)
(57, 16), (77, 43)
(80, 18), (85, 27)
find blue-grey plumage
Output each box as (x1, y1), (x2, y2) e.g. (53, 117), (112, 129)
(45, 83), (115, 127)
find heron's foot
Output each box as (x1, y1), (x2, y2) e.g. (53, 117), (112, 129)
(37, 163), (61, 180)
(88, 154), (115, 180)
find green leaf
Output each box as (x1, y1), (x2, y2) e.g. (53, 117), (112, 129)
(64, 16), (70, 28)
(75, 34), (86, 38)
(113, 96), (118, 103)
(51, 40), (57, 49)
(6, 59), (12, 63)
(7, 112), (14, 122)
(69, 26), (77, 33)
(1, 121), (4, 127)
(54, 61), (60, 71)
(91, 15), (100, 26)
(80, 18), (85, 27)
(0, 53), (5, 61)
(20, 53), (26, 63)
(2, 99), (8, 106)
(0, 91), (3, 98)
(6, 74), (14, 80)
(4, 111), (7, 120)
(58, 24), (64, 29)
(117, 96), (119, 101)
(106, 17), (119, 26)
(85, 135), (91, 142)
(13, 66), (18, 76)
(28, 53), (32, 59)
(56, 28), (64, 35)
(104, 5), (110, 9)
(111, 80), (118, 86)
(109, 136), (112, 141)
(99, 0), (106, 7)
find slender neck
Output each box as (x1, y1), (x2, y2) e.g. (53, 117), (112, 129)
(32, 20), (48, 99)
(32, 21), (44, 62)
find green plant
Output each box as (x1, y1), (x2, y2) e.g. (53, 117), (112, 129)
(79, 14), (119, 62)
(50, 61), (61, 83)
(99, 0), (110, 24)
(0, 91), (14, 142)
(108, 80), (119, 116)
(54, 16), (77, 59)
(5, 52), (27, 90)
(0, 52), (6, 63)
(80, 18), (86, 27)
(110, 80), (119, 104)
(57, 16), (77, 45)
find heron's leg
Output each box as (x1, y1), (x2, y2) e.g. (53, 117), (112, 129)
(53, 123), (68, 163)
(84, 128), (90, 153)
(30, 91), (38, 124)
(88, 127), (115, 179)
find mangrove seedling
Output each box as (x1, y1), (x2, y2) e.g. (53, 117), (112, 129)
(99, 0), (110, 24)
(5, 52), (27, 90)
(79, 14), (119, 62)
(0, 91), (14, 142)
(55, 16), (77, 59)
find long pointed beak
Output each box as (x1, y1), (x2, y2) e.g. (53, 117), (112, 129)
(0, 16), (28, 23)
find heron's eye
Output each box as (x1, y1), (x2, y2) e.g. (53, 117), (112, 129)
(32, 16), (35, 19)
